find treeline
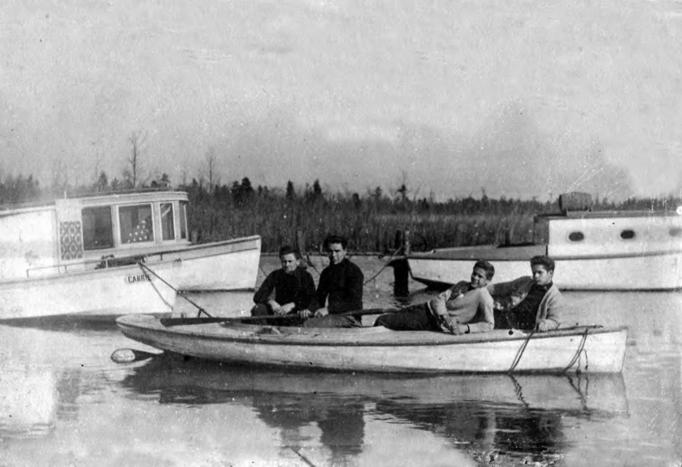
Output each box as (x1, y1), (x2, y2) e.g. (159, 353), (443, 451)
(1, 173), (679, 253)
(179, 177), (680, 253)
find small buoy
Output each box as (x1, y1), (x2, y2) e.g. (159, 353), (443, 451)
(111, 348), (158, 364)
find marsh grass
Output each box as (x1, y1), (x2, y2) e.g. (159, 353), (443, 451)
(182, 182), (680, 253)
(2, 174), (678, 254)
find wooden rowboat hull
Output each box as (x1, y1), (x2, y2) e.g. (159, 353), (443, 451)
(117, 315), (628, 374)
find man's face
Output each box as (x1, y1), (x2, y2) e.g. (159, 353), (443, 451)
(531, 264), (553, 286)
(470, 267), (490, 288)
(327, 242), (347, 265)
(280, 253), (299, 273)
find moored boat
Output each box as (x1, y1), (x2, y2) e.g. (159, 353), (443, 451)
(407, 193), (682, 291)
(116, 314), (628, 374)
(0, 190), (261, 320)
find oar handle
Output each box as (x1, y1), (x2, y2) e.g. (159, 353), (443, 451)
(160, 307), (402, 327)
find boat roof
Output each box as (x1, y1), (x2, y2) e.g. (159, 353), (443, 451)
(0, 189), (189, 213)
(536, 209), (680, 220)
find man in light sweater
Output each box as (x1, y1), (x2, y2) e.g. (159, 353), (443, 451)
(374, 260), (495, 334)
(488, 255), (563, 331)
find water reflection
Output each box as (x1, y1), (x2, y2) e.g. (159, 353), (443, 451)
(121, 355), (628, 465)
(0, 367), (58, 439)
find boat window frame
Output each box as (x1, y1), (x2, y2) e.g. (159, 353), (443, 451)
(179, 201), (188, 240)
(160, 202), (175, 241)
(81, 205), (115, 251)
(620, 229), (636, 240)
(568, 231), (585, 242)
(118, 203), (155, 244)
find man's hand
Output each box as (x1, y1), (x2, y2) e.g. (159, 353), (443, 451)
(280, 303), (296, 314)
(536, 320), (555, 332)
(268, 300), (283, 315)
(437, 289), (453, 301)
(298, 309), (312, 319)
(314, 307), (329, 317)
(436, 314), (458, 334)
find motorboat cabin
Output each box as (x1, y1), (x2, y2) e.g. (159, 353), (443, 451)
(0, 190), (193, 281)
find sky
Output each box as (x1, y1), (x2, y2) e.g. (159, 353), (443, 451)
(1, 0), (681, 201)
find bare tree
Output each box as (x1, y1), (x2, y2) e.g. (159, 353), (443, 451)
(205, 148), (219, 190)
(127, 131), (147, 188)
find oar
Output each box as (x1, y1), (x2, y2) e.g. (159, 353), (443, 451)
(159, 307), (401, 327)
(137, 261), (213, 317)
(111, 348), (162, 364)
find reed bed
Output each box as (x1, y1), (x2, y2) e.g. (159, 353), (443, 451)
(182, 182), (681, 254)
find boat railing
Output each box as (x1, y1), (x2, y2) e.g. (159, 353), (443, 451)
(24, 254), (149, 278)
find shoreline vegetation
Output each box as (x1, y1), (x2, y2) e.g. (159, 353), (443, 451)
(1, 173), (680, 254)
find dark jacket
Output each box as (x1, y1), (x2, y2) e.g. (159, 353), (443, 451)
(253, 267), (316, 312)
(313, 258), (364, 313)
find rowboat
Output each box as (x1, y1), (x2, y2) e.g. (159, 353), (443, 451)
(116, 314), (628, 373)
(0, 190), (261, 320)
(407, 193), (682, 291)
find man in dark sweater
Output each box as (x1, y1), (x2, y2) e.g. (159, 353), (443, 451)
(251, 246), (316, 317)
(488, 255), (563, 331)
(303, 235), (364, 328)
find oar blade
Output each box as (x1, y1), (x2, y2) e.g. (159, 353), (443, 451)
(111, 348), (161, 364)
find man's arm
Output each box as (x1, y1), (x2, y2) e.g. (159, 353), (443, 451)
(296, 271), (317, 318)
(310, 270), (329, 316)
(346, 263), (364, 309)
(253, 272), (276, 305)
(537, 289), (562, 331)
(467, 293), (494, 333)
(298, 271), (317, 309)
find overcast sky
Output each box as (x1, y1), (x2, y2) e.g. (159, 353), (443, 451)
(1, 0), (681, 200)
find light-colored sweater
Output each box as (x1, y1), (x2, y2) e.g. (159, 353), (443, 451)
(487, 276), (563, 330)
(429, 281), (494, 333)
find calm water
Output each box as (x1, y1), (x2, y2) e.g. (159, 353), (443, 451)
(0, 256), (680, 466)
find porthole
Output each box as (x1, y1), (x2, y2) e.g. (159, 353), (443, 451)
(670, 227), (682, 237)
(620, 229), (636, 240)
(568, 231), (584, 242)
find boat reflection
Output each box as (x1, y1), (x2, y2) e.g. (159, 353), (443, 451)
(121, 355), (629, 464)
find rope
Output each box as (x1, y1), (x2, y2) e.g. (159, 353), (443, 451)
(565, 373), (589, 411)
(563, 327), (590, 373)
(508, 329), (535, 373)
(508, 374), (530, 409)
(137, 261), (213, 317)
(363, 246), (404, 285)
(145, 272), (174, 311)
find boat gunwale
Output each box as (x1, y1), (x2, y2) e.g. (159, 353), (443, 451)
(0, 235), (261, 286)
(407, 246), (682, 262)
(117, 315), (628, 348)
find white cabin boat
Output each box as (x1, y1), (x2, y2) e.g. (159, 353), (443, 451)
(408, 194), (682, 291)
(0, 191), (261, 320)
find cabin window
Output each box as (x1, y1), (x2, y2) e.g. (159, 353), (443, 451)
(120, 204), (154, 243)
(82, 206), (114, 250)
(670, 227), (682, 237)
(568, 231), (584, 242)
(620, 229), (636, 240)
(179, 201), (188, 239)
(160, 203), (175, 240)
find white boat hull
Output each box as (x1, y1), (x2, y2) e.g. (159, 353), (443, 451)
(0, 236), (261, 320)
(117, 315), (628, 374)
(408, 248), (682, 291)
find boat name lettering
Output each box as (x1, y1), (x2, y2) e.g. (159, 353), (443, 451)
(126, 273), (151, 284)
